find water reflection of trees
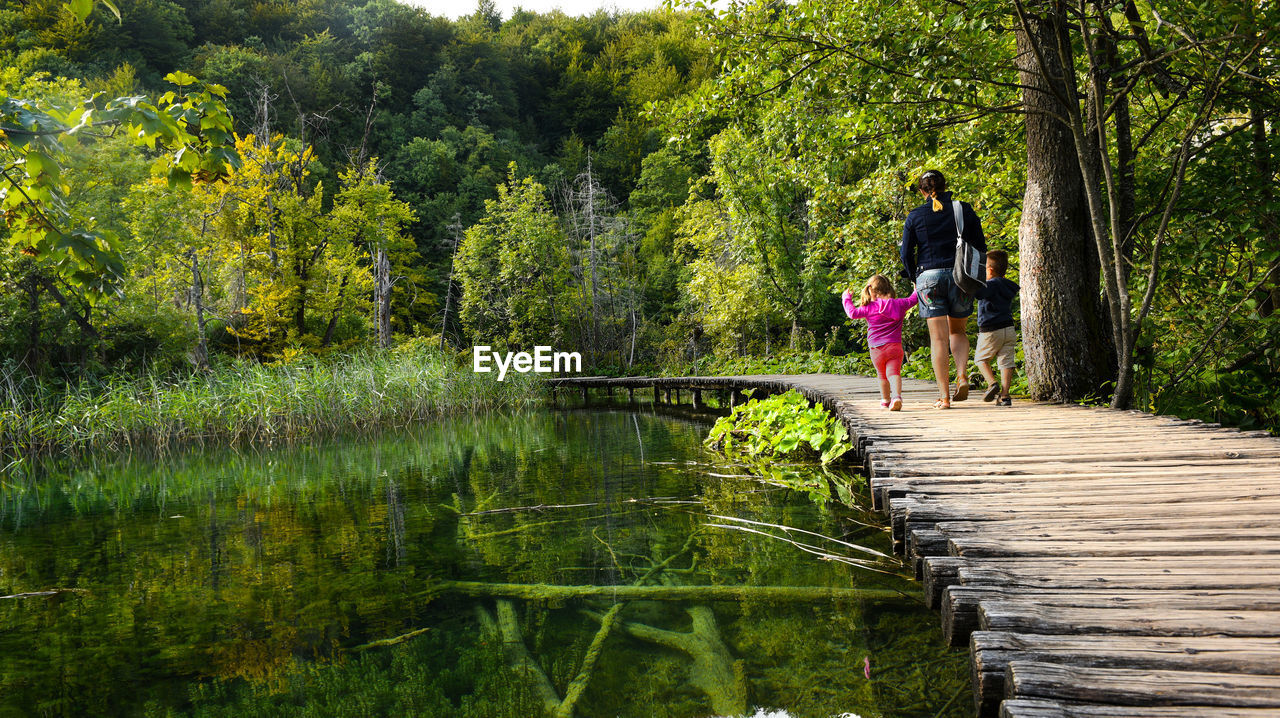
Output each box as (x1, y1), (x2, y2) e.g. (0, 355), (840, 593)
(0, 412), (967, 717)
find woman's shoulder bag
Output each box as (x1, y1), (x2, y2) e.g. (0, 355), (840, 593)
(951, 200), (986, 295)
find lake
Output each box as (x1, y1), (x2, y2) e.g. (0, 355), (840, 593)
(0, 409), (967, 717)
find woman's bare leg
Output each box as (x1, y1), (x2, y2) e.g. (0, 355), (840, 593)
(926, 316), (951, 403)
(948, 316), (970, 385)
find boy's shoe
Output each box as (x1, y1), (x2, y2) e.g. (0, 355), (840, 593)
(983, 384), (1000, 402)
(998, 396), (1012, 406)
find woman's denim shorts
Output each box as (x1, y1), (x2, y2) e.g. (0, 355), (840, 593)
(915, 268), (974, 319)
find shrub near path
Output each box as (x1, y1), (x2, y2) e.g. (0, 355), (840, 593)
(705, 390), (853, 466)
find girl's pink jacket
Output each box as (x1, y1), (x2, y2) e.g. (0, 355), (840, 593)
(841, 291), (918, 348)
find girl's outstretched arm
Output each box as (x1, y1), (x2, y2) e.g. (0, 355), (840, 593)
(842, 290), (871, 319)
(891, 291), (919, 315)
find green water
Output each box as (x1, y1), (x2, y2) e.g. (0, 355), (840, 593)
(0, 410), (967, 718)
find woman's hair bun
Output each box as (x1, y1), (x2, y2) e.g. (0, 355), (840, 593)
(917, 170), (947, 195)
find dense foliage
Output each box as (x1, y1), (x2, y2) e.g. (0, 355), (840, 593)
(1, 0), (714, 376)
(3, 0), (1279, 431)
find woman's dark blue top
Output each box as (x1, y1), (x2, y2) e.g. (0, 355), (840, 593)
(900, 191), (987, 280)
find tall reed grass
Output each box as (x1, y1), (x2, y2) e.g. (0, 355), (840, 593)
(0, 344), (544, 457)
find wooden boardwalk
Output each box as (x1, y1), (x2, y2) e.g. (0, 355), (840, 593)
(549, 373), (1280, 717)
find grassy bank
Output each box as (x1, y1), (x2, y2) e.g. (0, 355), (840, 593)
(1, 344), (544, 458)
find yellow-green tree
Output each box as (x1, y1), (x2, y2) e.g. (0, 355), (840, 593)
(204, 134), (365, 358)
(329, 161), (417, 348)
(456, 167), (573, 349)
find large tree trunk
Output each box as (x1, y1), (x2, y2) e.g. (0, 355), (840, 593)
(1253, 106), (1280, 316)
(38, 276), (99, 342)
(189, 250), (210, 371)
(440, 217), (462, 350)
(374, 247), (392, 349)
(1015, 5), (1114, 401)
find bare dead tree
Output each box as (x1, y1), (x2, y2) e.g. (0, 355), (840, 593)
(560, 156), (641, 366)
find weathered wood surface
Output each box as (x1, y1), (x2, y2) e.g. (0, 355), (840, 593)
(1000, 699), (1280, 717)
(1004, 662), (1280, 707)
(549, 374), (1280, 716)
(944, 588), (1280, 646)
(973, 632), (1280, 714)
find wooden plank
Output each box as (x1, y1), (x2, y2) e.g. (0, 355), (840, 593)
(934, 516), (1280, 538)
(878, 467), (1280, 495)
(892, 498), (1280, 542)
(871, 439), (1280, 462)
(914, 522), (1280, 563)
(973, 633), (1280, 716)
(1000, 699), (1280, 717)
(874, 469), (1280, 510)
(924, 555), (1280, 607)
(908, 484), (1280, 505)
(859, 423), (1266, 440)
(949, 537), (1280, 558)
(979, 603), (1280, 637)
(955, 562), (1280, 593)
(943, 588), (1280, 646)
(1003, 661), (1280, 707)
(875, 453), (1280, 481)
(896, 507), (1280, 548)
(875, 457), (1280, 478)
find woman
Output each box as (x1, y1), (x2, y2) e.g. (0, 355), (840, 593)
(900, 170), (987, 409)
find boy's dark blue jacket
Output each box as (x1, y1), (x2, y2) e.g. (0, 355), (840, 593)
(900, 191), (987, 280)
(975, 277), (1020, 332)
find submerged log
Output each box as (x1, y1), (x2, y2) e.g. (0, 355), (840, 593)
(555, 603), (622, 718)
(350, 627), (431, 652)
(585, 605), (748, 716)
(440, 581), (905, 603)
(476, 600), (562, 714)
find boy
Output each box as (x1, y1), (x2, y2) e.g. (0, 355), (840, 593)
(974, 250), (1020, 406)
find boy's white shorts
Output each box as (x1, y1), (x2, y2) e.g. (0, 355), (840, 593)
(976, 326), (1017, 370)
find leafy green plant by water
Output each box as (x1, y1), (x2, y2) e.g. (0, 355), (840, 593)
(705, 390), (852, 465)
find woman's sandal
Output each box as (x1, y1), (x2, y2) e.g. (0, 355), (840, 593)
(952, 381), (970, 402)
(932, 399), (951, 410)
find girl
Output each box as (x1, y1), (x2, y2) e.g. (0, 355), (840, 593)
(842, 275), (918, 411)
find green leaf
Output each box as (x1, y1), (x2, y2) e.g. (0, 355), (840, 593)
(69, 0), (92, 22)
(164, 71), (198, 87)
(167, 166), (193, 191)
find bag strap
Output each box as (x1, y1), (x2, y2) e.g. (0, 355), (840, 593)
(952, 200), (965, 244)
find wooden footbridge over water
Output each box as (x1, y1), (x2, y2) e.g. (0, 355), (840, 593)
(549, 373), (1280, 717)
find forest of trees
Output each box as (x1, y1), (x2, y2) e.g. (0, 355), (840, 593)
(2, 0), (1279, 428)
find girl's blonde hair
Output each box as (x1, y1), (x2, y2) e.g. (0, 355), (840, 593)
(859, 274), (895, 306)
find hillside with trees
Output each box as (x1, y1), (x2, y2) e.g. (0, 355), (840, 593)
(2, 0), (1279, 439)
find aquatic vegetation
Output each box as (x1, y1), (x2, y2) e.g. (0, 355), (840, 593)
(705, 390), (853, 465)
(0, 411), (966, 718)
(0, 344), (543, 458)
